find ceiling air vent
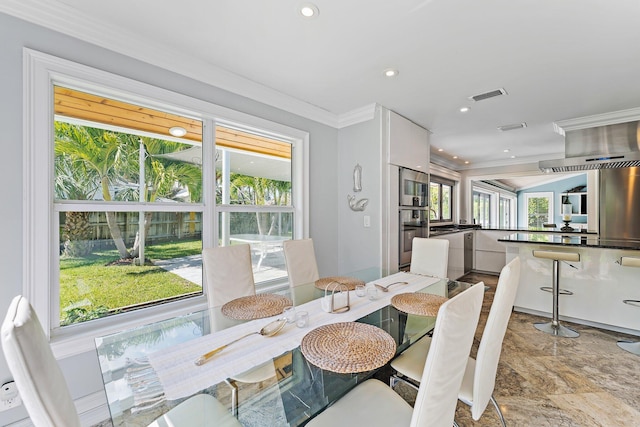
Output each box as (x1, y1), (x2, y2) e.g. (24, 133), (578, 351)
(468, 88), (507, 102)
(498, 122), (527, 132)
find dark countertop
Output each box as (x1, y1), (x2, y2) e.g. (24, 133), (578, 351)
(428, 225), (596, 237)
(498, 232), (640, 251)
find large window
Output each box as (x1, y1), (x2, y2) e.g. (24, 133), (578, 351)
(429, 176), (454, 223)
(524, 192), (553, 228)
(25, 50), (307, 355)
(215, 125), (293, 287)
(473, 191), (491, 227)
(472, 182), (517, 228)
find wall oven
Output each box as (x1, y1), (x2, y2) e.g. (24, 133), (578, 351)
(399, 167), (429, 207)
(398, 167), (430, 268)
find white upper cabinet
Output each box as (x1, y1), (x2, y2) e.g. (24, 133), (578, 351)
(388, 111), (429, 171)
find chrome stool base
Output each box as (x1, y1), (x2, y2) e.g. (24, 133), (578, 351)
(534, 321), (579, 338)
(617, 340), (640, 356)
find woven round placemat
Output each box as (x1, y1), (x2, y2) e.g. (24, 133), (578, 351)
(391, 293), (449, 317)
(314, 276), (366, 291)
(221, 294), (292, 320)
(300, 322), (396, 373)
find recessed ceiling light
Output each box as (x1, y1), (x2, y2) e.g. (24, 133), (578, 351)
(437, 148), (444, 152)
(510, 155), (516, 159)
(383, 69), (399, 77)
(503, 149), (510, 153)
(459, 107), (470, 113)
(299, 3), (319, 18)
(453, 156), (458, 159)
(169, 126), (187, 137)
(464, 161), (470, 164)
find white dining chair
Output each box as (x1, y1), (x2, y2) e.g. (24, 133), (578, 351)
(403, 237), (451, 340)
(283, 238), (320, 287)
(283, 238), (322, 305)
(306, 282), (485, 427)
(1, 295), (239, 427)
(203, 244), (256, 307)
(410, 237), (449, 278)
(391, 257), (521, 426)
(202, 244), (277, 416)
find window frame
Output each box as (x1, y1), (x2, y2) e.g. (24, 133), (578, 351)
(24, 49), (309, 357)
(523, 191), (554, 228)
(429, 175), (454, 224)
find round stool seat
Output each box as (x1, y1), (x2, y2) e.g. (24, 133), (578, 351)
(532, 250), (580, 262)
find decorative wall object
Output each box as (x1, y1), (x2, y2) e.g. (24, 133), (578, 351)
(348, 163), (368, 211)
(348, 194), (369, 211)
(353, 163), (362, 192)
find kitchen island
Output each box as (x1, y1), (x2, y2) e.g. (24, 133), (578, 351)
(499, 233), (640, 336)
(428, 226), (596, 277)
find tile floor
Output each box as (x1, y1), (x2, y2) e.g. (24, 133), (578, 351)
(94, 272), (640, 427)
(427, 272), (639, 426)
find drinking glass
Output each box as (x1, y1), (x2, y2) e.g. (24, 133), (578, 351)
(283, 306), (296, 323)
(295, 311), (309, 328)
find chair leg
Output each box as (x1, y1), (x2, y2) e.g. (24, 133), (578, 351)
(225, 379), (239, 417)
(617, 340), (640, 356)
(389, 374), (420, 392)
(490, 395), (507, 427)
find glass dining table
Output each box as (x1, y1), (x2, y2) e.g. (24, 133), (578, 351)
(95, 271), (472, 426)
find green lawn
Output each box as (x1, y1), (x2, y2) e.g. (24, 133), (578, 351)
(59, 239), (203, 325)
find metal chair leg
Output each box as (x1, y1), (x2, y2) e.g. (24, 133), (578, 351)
(225, 379), (239, 417)
(490, 395), (507, 427)
(389, 374), (419, 392)
(617, 340), (640, 356)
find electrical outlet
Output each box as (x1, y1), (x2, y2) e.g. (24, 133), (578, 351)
(0, 381), (22, 412)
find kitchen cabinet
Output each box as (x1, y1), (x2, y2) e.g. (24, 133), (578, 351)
(506, 243), (640, 334)
(474, 230), (508, 274)
(388, 111), (429, 171)
(430, 232), (464, 280)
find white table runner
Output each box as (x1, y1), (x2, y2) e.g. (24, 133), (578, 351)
(148, 272), (440, 400)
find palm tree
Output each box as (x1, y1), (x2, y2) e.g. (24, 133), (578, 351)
(55, 123), (203, 260)
(229, 174), (291, 235)
(54, 155), (99, 256)
(55, 122), (133, 259)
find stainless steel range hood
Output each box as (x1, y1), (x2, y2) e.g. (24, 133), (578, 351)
(539, 121), (640, 172)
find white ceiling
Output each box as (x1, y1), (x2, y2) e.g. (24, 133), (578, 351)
(3, 0), (640, 182)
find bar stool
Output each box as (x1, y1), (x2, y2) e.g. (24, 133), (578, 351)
(532, 250), (580, 338)
(617, 256), (640, 356)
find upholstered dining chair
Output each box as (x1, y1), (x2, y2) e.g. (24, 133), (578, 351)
(306, 282), (485, 427)
(409, 237), (449, 278)
(403, 237), (451, 340)
(201, 244), (277, 416)
(202, 244), (256, 308)
(1, 295), (239, 427)
(283, 238), (320, 287)
(391, 257), (522, 427)
(283, 238), (321, 305)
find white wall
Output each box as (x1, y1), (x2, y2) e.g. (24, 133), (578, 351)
(0, 12), (340, 425)
(337, 109), (383, 274)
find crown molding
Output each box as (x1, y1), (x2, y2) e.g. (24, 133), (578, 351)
(0, 1), (341, 128)
(337, 103), (377, 128)
(554, 106), (640, 133)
